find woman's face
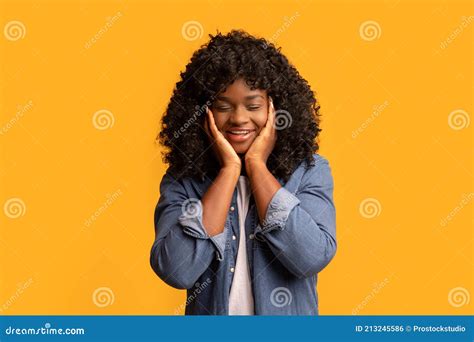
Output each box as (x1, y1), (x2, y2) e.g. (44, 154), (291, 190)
(211, 78), (269, 155)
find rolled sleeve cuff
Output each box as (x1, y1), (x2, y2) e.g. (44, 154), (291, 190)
(254, 187), (300, 238)
(178, 200), (227, 261)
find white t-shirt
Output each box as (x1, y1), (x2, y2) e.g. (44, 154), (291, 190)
(228, 175), (255, 315)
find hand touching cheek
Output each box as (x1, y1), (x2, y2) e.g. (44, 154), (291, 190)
(245, 97), (277, 166)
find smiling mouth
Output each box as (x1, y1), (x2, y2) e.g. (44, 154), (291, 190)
(226, 129), (255, 135)
(225, 129), (256, 142)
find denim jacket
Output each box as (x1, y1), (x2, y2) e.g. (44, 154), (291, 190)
(150, 153), (337, 315)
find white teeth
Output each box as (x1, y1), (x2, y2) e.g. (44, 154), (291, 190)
(229, 131), (250, 135)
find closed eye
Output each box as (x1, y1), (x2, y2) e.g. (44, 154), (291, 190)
(247, 106), (261, 111)
(214, 106), (232, 112)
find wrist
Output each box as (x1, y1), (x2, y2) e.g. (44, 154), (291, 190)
(220, 164), (241, 179)
(245, 158), (266, 176)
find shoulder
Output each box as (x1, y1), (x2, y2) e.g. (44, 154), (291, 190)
(294, 153), (331, 173)
(158, 171), (183, 197)
(311, 153), (330, 167)
(299, 153), (334, 186)
(160, 168), (211, 198)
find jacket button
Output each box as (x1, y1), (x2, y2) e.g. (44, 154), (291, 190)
(249, 234), (254, 240)
(230, 267), (235, 273)
(230, 206), (235, 211)
(232, 235), (236, 240)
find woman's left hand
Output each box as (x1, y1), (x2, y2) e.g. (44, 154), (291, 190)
(245, 96), (277, 168)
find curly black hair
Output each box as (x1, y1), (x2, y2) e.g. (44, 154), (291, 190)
(158, 29), (322, 183)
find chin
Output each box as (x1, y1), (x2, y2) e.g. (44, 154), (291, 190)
(231, 144), (251, 155)
(227, 138), (254, 155)
(232, 147), (249, 154)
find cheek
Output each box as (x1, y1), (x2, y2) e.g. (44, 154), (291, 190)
(213, 116), (226, 131)
(255, 112), (268, 130)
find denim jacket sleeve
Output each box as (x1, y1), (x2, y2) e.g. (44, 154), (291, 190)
(254, 157), (337, 279)
(150, 172), (227, 290)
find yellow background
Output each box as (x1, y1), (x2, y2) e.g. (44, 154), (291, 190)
(0, 0), (472, 315)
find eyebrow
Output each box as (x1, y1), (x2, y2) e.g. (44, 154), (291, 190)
(216, 95), (264, 101)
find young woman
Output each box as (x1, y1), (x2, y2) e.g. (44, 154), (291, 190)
(150, 30), (336, 315)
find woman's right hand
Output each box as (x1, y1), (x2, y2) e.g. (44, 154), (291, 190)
(203, 107), (241, 171)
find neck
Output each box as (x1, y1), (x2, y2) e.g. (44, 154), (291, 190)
(238, 154), (247, 176)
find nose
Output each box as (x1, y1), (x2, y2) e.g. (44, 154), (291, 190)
(229, 106), (250, 125)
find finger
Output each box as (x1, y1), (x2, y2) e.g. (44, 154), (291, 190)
(203, 111), (211, 136)
(262, 97), (274, 134)
(203, 117), (210, 138)
(270, 98), (276, 132)
(206, 107), (217, 137)
(207, 107), (223, 138)
(263, 97), (276, 140)
(270, 101), (277, 140)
